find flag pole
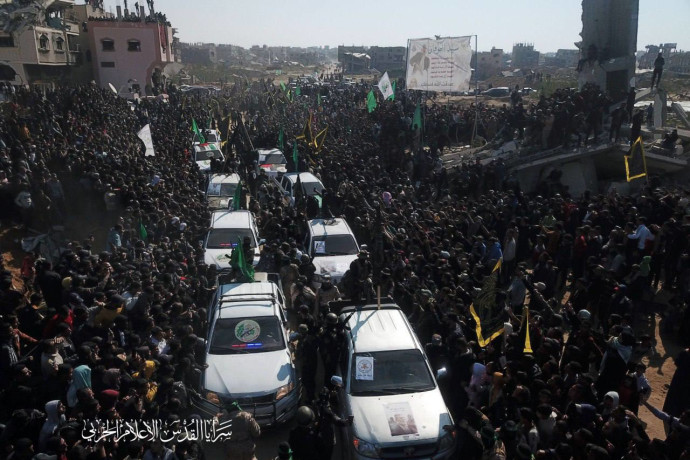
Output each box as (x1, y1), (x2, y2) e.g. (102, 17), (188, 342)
(472, 34), (479, 147)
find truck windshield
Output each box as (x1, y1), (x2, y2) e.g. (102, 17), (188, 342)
(206, 228), (256, 249)
(312, 235), (358, 257)
(195, 149), (223, 161)
(209, 317), (285, 354)
(207, 183), (237, 197)
(301, 182), (323, 196)
(350, 349), (435, 396)
(259, 152), (286, 165)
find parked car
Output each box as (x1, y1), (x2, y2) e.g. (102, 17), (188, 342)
(254, 148), (287, 178)
(202, 278), (300, 427)
(206, 173), (241, 210)
(203, 210), (261, 269)
(331, 302), (456, 460)
(193, 143), (224, 173)
(481, 87), (510, 97)
(305, 218), (359, 286)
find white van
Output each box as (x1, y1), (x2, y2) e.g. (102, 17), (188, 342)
(276, 172), (324, 206)
(332, 303), (456, 460)
(206, 173), (241, 210)
(203, 210), (261, 269)
(305, 218), (359, 285)
(202, 280), (300, 427)
(193, 143), (224, 173)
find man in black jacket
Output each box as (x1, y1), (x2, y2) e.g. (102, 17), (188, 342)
(651, 51), (665, 89)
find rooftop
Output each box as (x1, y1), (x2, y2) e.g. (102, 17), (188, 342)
(345, 307), (418, 353)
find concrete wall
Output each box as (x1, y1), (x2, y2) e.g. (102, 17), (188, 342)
(516, 158), (598, 197)
(579, 0), (638, 96)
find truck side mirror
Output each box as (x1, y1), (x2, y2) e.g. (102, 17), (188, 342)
(436, 368), (448, 380)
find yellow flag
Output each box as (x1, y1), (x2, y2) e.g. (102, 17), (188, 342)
(469, 259), (504, 347)
(313, 126), (329, 151)
(624, 136), (647, 182)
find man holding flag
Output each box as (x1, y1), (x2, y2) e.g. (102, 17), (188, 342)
(469, 259), (504, 347)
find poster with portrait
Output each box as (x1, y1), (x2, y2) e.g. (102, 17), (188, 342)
(406, 36), (472, 93)
(383, 402), (419, 436)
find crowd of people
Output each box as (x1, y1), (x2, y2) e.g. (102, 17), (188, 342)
(0, 73), (689, 460)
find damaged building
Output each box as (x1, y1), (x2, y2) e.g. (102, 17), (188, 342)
(0, 0), (179, 95)
(0, 0), (92, 86)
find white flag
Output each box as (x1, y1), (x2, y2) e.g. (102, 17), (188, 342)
(377, 72), (394, 100)
(137, 124), (155, 157)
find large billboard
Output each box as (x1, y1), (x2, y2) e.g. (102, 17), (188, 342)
(406, 36), (472, 93)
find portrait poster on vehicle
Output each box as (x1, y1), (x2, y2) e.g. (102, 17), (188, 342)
(314, 241), (326, 254)
(406, 36), (472, 93)
(384, 402), (419, 436)
(355, 356), (374, 380)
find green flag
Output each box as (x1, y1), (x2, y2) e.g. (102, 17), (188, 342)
(232, 181), (243, 210)
(390, 81), (396, 100)
(366, 90), (377, 113)
(192, 119), (205, 144)
(230, 238), (255, 282)
(280, 82), (287, 93)
(318, 93), (322, 106)
(278, 128), (285, 151)
(292, 143), (299, 172)
(139, 220), (147, 241)
(412, 103), (423, 131)
(295, 85), (301, 96)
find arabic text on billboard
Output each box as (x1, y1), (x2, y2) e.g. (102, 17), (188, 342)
(406, 36), (472, 93)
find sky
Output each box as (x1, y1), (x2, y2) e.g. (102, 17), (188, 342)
(104, 0), (690, 52)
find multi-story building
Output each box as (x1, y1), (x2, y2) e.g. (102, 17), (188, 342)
(474, 47), (505, 79)
(639, 43), (676, 69)
(180, 42), (217, 65)
(337, 46), (370, 73)
(369, 46), (406, 73)
(512, 43), (540, 69)
(0, 0), (98, 86)
(88, 5), (178, 96)
(555, 49), (580, 68)
(667, 50), (690, 74)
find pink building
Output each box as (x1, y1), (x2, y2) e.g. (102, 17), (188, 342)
(88, 6), (177, 96)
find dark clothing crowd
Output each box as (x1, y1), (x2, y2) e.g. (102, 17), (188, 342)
(0, 75), (689, 460)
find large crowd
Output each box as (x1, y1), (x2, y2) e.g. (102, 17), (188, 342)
(0, 74), (689, 460)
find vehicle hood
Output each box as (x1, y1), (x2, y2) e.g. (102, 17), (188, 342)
(260, 164), (286, 177)
(204, 349), (292, 396)
(348, 390), (451, 445)
(208, 196), (232, 210)
(196, 160), (212, 171)
(204, 248), (260, 269)
(204, 248), (234, 269)
(312, 255), (357, 278)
